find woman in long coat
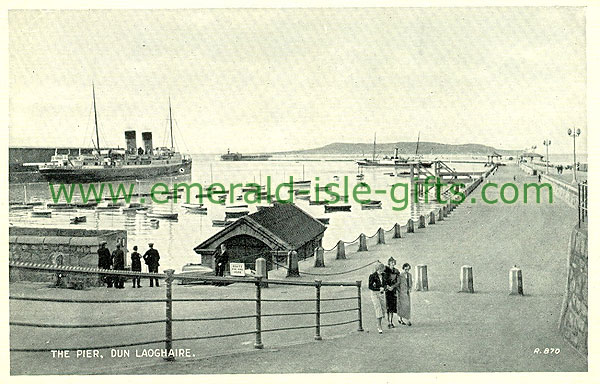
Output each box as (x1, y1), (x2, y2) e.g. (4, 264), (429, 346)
(397, 263), (413, 326)
(384, 257), (400, 328)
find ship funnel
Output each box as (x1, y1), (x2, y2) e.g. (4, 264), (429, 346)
(142, 132), (153, 155)
(394, 147), (399, 159)
(125, 130), (137, 154)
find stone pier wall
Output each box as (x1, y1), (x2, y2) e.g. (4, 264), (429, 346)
(559, 225), (588, 355)
(9, 227), (127, 287)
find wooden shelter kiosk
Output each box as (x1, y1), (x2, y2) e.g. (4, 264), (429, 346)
(193, 203), (326, 271)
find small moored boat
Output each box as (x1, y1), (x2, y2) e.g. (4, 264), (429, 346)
(146, 211), (179, 220)
(70, 216), (87, 224)
(361, 200), (382, 209)
(31, 210), (52, 217)
(182, 203), (208, 214)
(324, 205), (352, 213)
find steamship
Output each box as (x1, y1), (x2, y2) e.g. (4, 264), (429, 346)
(37, 87), (192, 183)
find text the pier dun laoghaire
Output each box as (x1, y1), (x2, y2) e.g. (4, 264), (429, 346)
(48, 176), (553, 210)
(51, 348), (193, 359)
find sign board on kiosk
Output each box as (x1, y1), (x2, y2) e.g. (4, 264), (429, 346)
(229, 262), (245, 277)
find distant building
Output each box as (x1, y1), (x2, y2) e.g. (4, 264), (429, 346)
(487, 151), (503, 164)
(519, 152), (544, 163)
(193, 203), (327, 271)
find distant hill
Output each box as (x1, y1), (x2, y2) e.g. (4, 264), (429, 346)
(271, 142), (521, 156)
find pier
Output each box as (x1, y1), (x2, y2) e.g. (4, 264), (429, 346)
(8, 164), (586, 374)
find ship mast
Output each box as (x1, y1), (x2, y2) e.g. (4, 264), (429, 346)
(415, 131), (420, 156)
(169, 97), (174, 149)
(93, 83), (100, 151)
(372, 132), (376, 162)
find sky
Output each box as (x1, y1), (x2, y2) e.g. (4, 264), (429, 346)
(8, 7), (587, 154)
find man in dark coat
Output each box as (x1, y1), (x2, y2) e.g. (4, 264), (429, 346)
(143, 242), (160, 287)
(214, 244), (229, 277)
(97, 241), (113, 288)
(112, 243), (125, 289)
(130, 245), (142, 288)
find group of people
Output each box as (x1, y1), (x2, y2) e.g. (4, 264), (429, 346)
(369, 257), (412, 334)
(97, 241), (161, 288)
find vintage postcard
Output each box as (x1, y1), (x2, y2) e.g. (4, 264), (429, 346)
(3, 2), (596, 382)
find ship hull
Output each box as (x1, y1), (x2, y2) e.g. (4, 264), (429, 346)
(38, 159), (192, 183)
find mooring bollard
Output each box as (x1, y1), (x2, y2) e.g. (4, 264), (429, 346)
(438, 208), (444, 221)
(429, 211), (436, 225)
(314, 246), (325, 268)
(255, 257), (268, 288)
(442, 206), (448, 217)
(377, 228), (385, 244)
(419, 215), (426, 229)
(336, 240), (346, 260)
(460, 265), (474, 293)
(407, 219), (415, 233)
(509, 266), (524, 295)
(164, 269), (175, 361)
(393, 223), (402, 238)
(358, 233), (368, 251)
(286, 250), (299, 277)
(415, 264), (428, 291)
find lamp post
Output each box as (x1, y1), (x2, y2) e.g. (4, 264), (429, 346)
(543, 140), (551, 174)
(567, 128), (581, 184)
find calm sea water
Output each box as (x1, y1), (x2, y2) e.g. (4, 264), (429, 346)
(9, 154), (487, 272)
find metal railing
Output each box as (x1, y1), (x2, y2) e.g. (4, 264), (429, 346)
(578, 181), (588, 228)
(9, 261), (362, 358)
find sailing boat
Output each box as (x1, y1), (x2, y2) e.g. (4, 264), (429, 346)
(37, 87), (192, 182)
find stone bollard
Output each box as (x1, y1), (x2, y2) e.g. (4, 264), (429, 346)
(419, 215), (426, 229)
(442, 206), (448, 217)
(407, 219), (415, 233)
(358, 233), (368, 252)
(314, 246), (325, 268)
(286, 251), (299, 277)
(429, 211), (436, 225)
(509, 266), (524, 295)
(438, 208), (444, 221)
(336, 240), (346, 260)
(393, 223), (402, 238)
(460, 265), (474, 293)
(415, 264), (428, 291)
(255, 257), (268, 288)
(377, 228), (385, 244)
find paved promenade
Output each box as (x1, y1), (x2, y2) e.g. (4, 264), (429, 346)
(9, 165), (587, 374)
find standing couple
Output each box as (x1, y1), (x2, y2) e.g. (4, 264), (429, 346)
(368, 258), (412, 334)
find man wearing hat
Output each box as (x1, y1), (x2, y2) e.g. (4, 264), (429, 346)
(112, 243), (126, 289)
(97, 241), (113, 288)
(143, 242), (160, 287)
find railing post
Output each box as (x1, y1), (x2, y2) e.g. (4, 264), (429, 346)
(164, 269), (175, 361)
(393, 223), (402, 238)
(254, 277), (264, 349)
(578, 183), (581, 228)
(315, 280), (322, 340)
(356, 280), (364, 331)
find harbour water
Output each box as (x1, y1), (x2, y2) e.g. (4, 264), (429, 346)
(9, 154), (488, 272)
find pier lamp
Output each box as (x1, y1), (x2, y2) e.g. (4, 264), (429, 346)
(543, 140), (551, 175)
(567, 128), (581, 184)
